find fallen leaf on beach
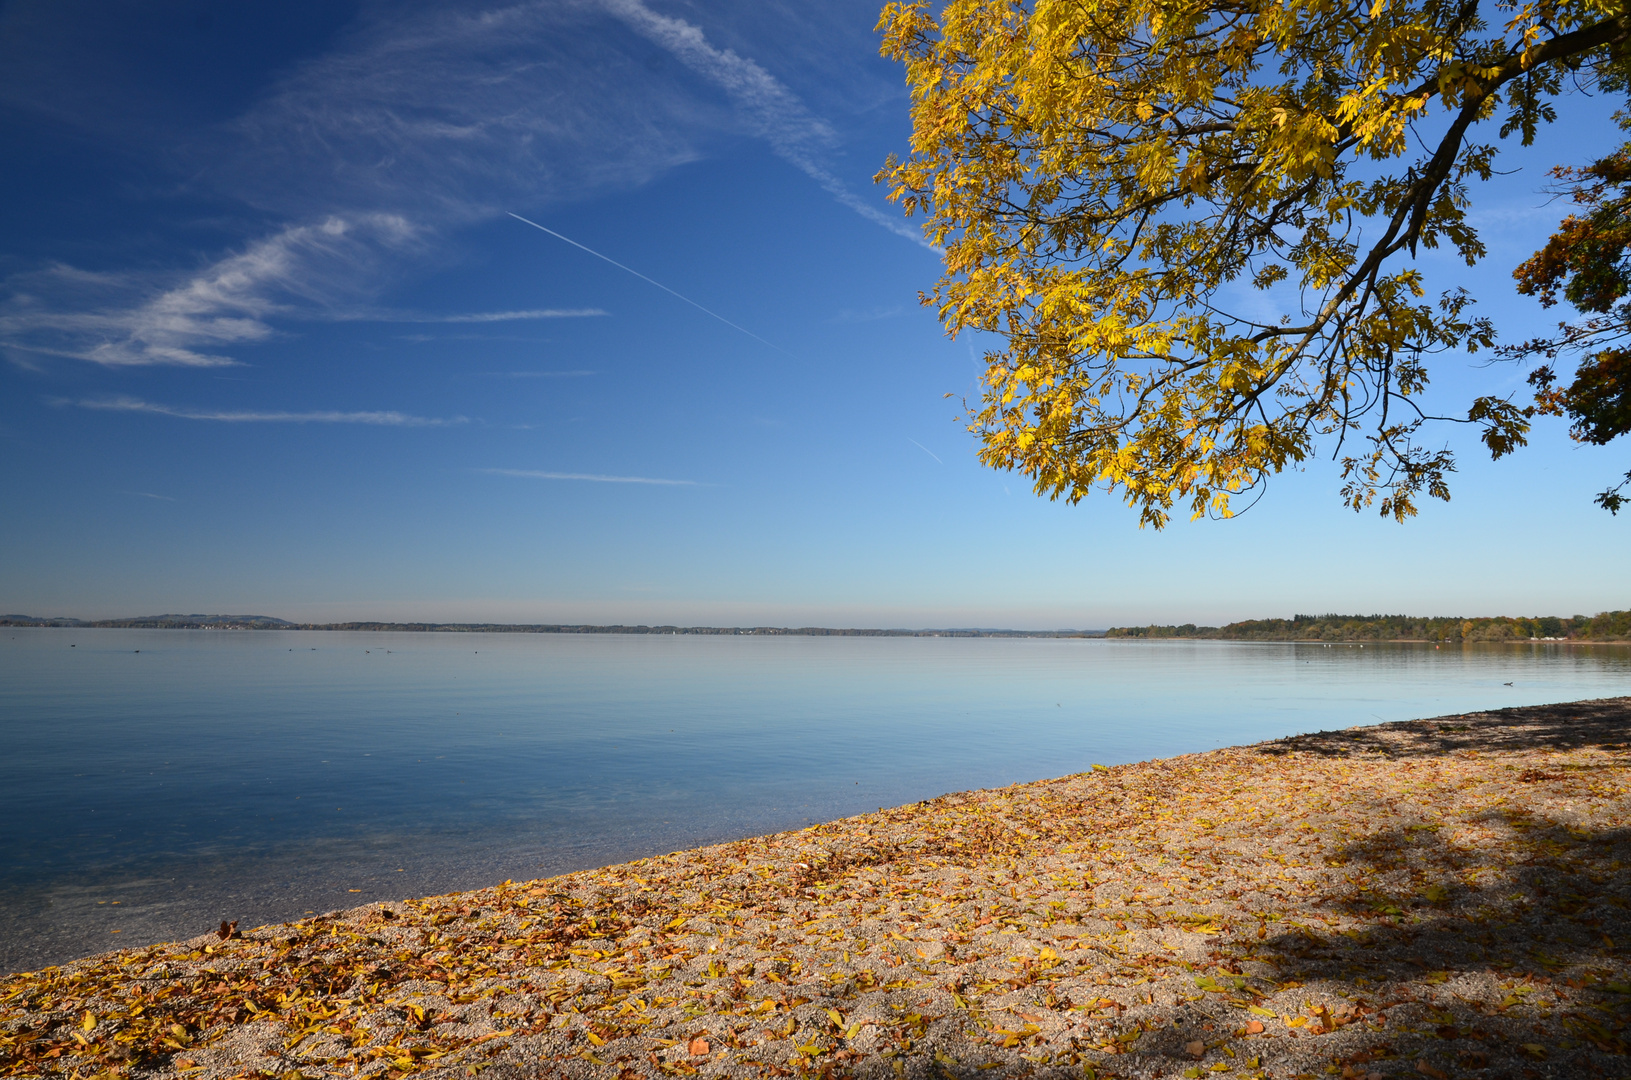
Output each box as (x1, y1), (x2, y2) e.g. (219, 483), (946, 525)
(4, 697), (1629, 1080)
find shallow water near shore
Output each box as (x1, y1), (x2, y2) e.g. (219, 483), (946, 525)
(2, 627), (1627, 973)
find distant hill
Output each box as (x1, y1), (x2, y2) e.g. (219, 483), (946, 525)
(286, 623), (1101, 637)
(0, 614), (292, 629)
(9, 611), (1628, 640)
(1106, 610), (1631, 642)
(0, 616), (1097, 637)
(120, 614), (295, 628)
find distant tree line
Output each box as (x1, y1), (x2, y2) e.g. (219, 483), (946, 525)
(0, 615), (294, 630)
(0, 616), (1099, 638)
(271, 623), (1095, 637)
(1106, 611), (1631, 642)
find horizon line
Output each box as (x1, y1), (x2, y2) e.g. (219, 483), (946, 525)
(0, 615), (1102, 636)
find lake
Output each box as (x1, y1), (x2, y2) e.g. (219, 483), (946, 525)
(2, 628), (1627, 972)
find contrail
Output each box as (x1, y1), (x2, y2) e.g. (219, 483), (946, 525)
(602, 0), (939, 253)
(73, 395), (462, 426)
(908, 438), (943, 464)
(478, 467), (699, 486)
(507, 213), (781, 352)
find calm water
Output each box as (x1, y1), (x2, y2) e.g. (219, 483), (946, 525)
(3, 628), (1628, 972)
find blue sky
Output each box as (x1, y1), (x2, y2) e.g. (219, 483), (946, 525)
(1, 0), (1627, 628)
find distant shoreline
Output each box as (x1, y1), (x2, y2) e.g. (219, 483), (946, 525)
(6, 607), (1629, 641)
(1106, 609), (1631, 643)
(0, 617), (1104, 638)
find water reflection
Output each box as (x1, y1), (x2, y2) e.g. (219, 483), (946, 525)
(1, 629), (1626, 970)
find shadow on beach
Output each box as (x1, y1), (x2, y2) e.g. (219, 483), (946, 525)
(1226, 697), (1631, 1077)
(5, 697), (1630, 1080)
(1262, 694), (1631, 758)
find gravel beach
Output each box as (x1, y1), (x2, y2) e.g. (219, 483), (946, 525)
(4, 697), (1629, 1080)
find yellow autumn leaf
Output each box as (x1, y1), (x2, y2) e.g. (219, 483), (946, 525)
(876, 0), (1610, 525)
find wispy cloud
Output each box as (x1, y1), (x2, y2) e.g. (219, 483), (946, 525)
(478, 466), (699, 486)
(2, 215), (417, 367)
(1, 226), (602, 370)
(0, 1), (922, 377)
(123, 491), (176, 501)
(71, 396), (465, 427)
(423, 308), (606, 323)
(480, 370), (597, 378)
(603, 0), (935, 251)
(220, 2), (705, 223)
(218, 1), (921, 246)
(355, 308), (608, 324)
(395, 333), (557, 343)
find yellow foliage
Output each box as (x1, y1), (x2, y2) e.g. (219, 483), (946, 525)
(877, 0), (1628, 524)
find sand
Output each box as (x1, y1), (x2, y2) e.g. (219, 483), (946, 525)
(4, 696), (1629, 1080)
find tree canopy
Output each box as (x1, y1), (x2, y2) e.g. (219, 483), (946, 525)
(878, 0), (1631, 525)
(1105, 608), (1631, 639)
(1507, 141), (1631, 511)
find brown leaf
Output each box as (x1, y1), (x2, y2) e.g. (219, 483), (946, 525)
(1184, 1040), (1205, 1058)
(687, 1035), (710, 1056)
